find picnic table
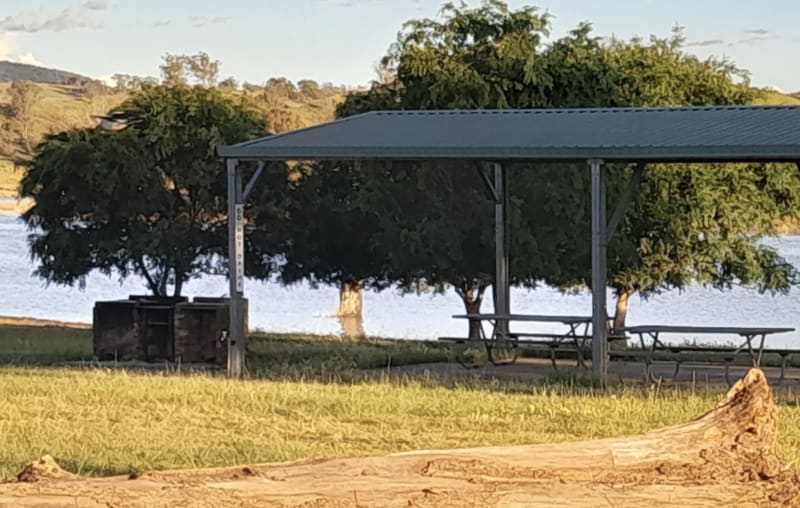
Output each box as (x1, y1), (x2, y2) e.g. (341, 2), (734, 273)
(441, 313), (618, 369)
(613, 325), (796, 383)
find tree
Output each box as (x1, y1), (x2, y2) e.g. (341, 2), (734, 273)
(263, 78), (298, 102)
(8, 81), (42, 154)
(188, 52), (220, 87)
(20, 85), (266, 297)
(297, 79), (322, 100)
(75, 78), (110, 98)
(159, 54), (190, 86)
(326, 1), (551, 331)
(517, 26), (800, 332)
(288, 1), (799, 337)
(218, 76), (239, 91)
(274, 162), (393, 317)
(250, 1), (549, 332)
(111, 74), (157, 93)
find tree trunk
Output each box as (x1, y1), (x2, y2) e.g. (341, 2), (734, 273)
(157, 269), (168, 298)
(455, 285), (487, 340)
(611, 287), (634, 350)
(21, 123), (31, 154)
(613, 287), (632, 334)
(173, 273), (184, 298)
(9, 370), (796, 507)
(338, 280), (363, 317)
(136, 258), (162, 297)
(338, 316), (365, 338)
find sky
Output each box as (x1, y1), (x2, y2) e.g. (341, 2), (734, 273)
(0, 0), (798, 92)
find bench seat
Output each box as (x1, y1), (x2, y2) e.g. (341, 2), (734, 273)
(610, 346), (799, 384)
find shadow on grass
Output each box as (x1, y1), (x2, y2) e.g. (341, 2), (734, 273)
(0, 323), (615, 394)
(0, 325), (93, 365)
(0, 323), (780, 397)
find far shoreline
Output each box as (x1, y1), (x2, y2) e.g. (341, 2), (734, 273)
(0, 315), (91, 330)
(0, 195), (33, 216)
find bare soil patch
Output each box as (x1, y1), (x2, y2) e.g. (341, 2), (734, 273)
(1, 369), (797, 507)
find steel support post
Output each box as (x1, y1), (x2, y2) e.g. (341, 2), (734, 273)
(227, 159), (245, 377)
(590, 159), (608, 381)
(494, 162), (510, 337)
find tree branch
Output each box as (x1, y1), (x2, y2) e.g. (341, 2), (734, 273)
(136, 257), (160, 296)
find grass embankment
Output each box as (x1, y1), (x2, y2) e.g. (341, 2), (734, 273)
(1, 323), (800, 481)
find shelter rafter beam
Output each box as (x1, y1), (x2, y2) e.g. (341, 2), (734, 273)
(242, 161), (265, 202)
(474, 161), (501, 203)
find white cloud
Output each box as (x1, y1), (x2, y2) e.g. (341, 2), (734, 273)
(0, 33), (18, 60)
(16, 52), (42, 66)
(96, 73), (117, 87)
(188, 16), (228, 28)
(0, 2), (108, 33)
(82, 1), (109, 11)
(0, 33), (45, 67)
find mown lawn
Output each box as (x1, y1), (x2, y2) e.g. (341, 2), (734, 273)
(1, 323), (799, 480)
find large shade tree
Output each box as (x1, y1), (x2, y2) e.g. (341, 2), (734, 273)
(259, 1), (549, 332)
(518, 26), (800, 332)
(21, 85), (265, 297)
(299, 1), (799, 335)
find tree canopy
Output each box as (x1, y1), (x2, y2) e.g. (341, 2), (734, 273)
(285, 0), (799, 333)
(20, 85), (265, 297)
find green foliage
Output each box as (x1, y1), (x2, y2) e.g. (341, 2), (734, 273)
(292, 0), (800, 330)
(297, 1), (553, 320)
(517, 25), (797, 315)
(269, 161), (391, 290)
(159, 52), (220, 87)
(385, 0), (551, 109)
(0, 325), (91, 364)
(20, 85), (265, 296)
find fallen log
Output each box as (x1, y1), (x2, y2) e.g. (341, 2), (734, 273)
(1, 369), (798, 507)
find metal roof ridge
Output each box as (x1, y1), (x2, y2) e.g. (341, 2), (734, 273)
(224, 111), (377, 150)
(373, 105), (800, 116)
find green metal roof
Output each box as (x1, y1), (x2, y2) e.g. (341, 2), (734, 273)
(218, 106), (800, 162)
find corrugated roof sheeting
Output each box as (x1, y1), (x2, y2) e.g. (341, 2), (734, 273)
(219, 106), (800, 162)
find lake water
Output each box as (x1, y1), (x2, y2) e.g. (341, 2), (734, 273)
(2, 213), (800, 347)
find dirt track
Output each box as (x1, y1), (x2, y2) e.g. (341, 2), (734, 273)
(1, 369), (798, 507)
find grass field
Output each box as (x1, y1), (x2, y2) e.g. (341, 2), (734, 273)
(0, 160), (21, 196)
(1, 323), (800, 481)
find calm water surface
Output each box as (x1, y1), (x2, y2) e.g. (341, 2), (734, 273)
(1, 213), (799, 347)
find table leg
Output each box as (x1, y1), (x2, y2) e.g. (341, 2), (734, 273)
(756, 334), (766, 366)
(647, 332), (662, 383)
(570, 323), (586, 369)
(485, 319), (518, 366)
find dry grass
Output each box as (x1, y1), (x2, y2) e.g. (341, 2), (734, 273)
(1, 323), (800, 481)
(0, 366), (799, 482)
(0, 160), (21, 196)
(755, 89), (800, 106)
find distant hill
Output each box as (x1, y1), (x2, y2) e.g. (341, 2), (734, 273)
(0, 61), (88, 84)
(754, 89), (800, 106)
